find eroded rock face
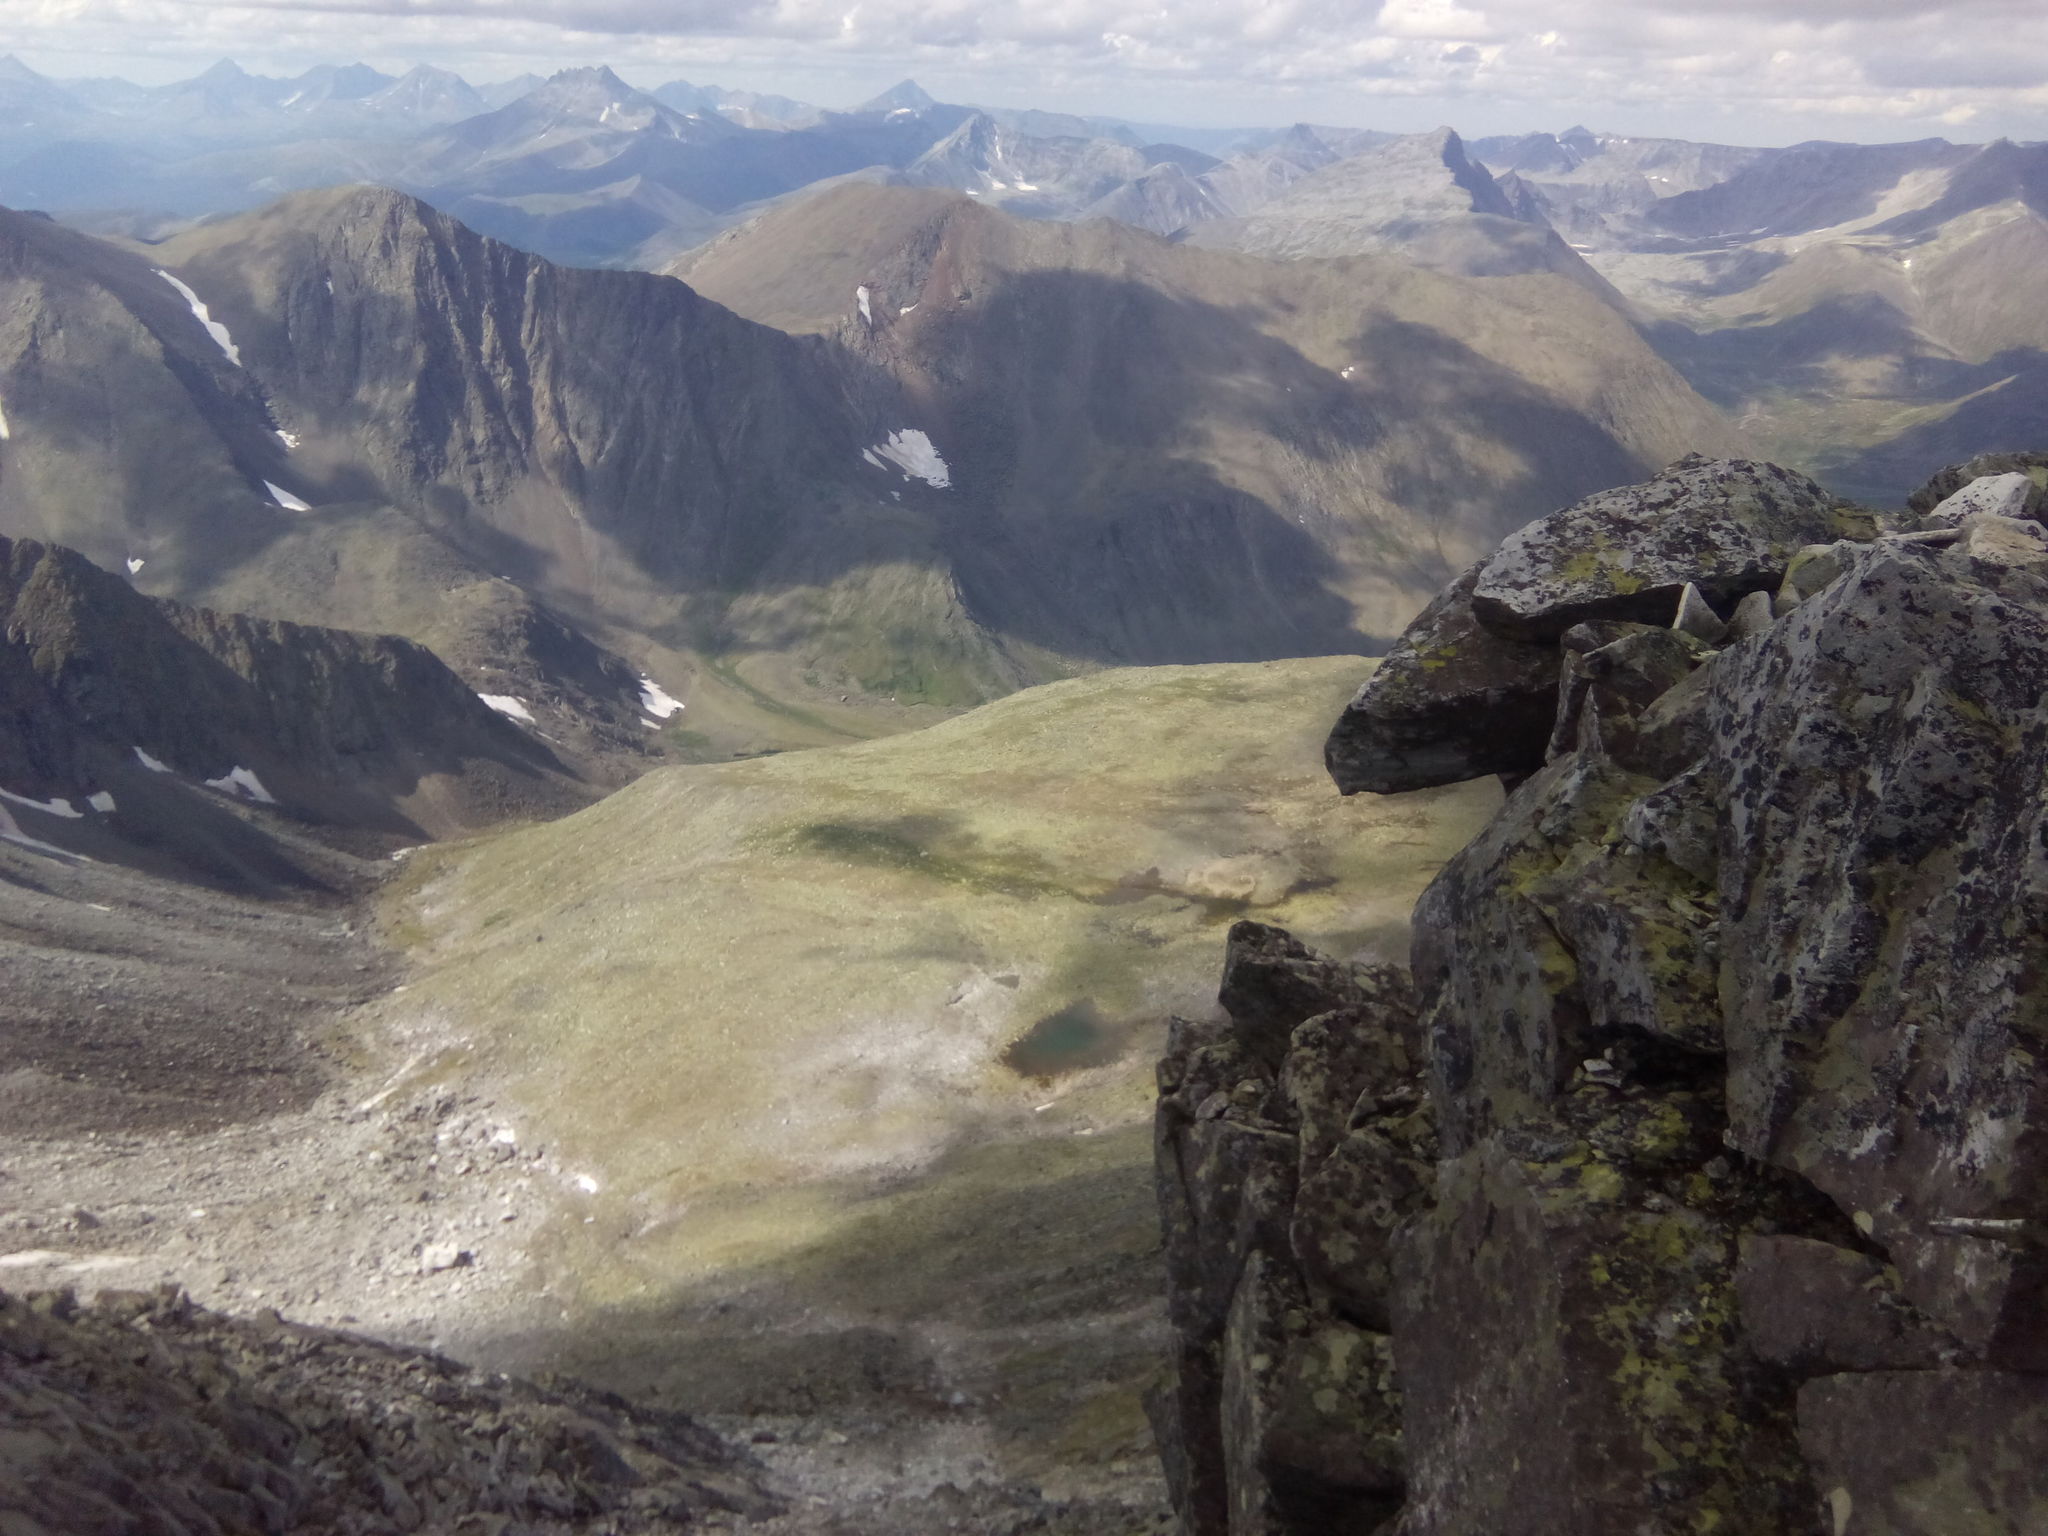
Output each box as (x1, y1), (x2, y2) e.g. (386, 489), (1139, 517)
(1161, 452), (2048, 1534)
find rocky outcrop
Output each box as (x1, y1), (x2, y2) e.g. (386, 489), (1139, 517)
(1327, 457), (1860, 791)
(0, 1284), (778, 1535)
(1159, 454), (2048, 1533)
(1152, 922), (1426, 1536)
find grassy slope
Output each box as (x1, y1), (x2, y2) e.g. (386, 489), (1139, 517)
(373, 656), (1497, 1483)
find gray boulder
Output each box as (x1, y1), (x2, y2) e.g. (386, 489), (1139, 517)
(1470, 456), (1844, 641)
(1705, 540), (2048, 1365)
(1324, 567), (1559, 794)
(1921, 471), (2036, 526)
(1906, 451), (2048, 520)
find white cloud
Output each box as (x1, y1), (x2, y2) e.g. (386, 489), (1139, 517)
(10, 0), (2048, 141)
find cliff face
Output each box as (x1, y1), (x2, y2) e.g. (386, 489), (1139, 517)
(1154, 457), (2048, 1533)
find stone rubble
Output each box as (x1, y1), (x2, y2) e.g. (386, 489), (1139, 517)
(0, 1283), (781, 1535)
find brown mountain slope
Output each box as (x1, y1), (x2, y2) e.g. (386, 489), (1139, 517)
(674, 183), (1740, 643)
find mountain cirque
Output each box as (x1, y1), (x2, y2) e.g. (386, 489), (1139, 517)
(1156, 456), (2048, 1532)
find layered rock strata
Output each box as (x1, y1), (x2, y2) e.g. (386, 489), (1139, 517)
(1157, 457), (2048, 1533)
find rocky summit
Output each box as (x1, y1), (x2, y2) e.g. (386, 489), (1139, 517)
(1154, 456), (2048, 1533)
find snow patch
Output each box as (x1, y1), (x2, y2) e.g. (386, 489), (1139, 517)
(155, 270), (241, 367)
(478, 693), (536, 724)
(275, 428), (300, 449)
(134, 747), (171, 773)
(964, 189), (981, 196)
(125, 557), (145, 575)
(900, 303), (918, 314)
(87, 791), (116, 814)
(0, 398), (10, 440)
(638, 675), (684, 719)
(324, 278), (334, 295)
(204, 766), (276, 804)
(1340, 365), (1356, 379)
(281, 90), (304, 107)
(868, 428), (951, 489)
(861, 448), (885, 469)
(0, 789), (82, 819)
(888, 107), (914, 118)
(988, 179), (1010, 190)
(1013, 181), (1039, 191)
(856, 285), (873, 325)
(573, 1173), (600, 1194)
(264, 480), (312, 511)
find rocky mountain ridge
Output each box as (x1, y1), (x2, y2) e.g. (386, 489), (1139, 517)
(1154, 453), (2048, 1532)
(1, 182), (1737, 730)
(0, 531), (586, 880)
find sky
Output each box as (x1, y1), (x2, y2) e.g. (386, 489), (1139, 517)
(7, 0), (2048, 144)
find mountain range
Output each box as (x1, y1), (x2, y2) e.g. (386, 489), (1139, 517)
(0, 177), (1727, 765)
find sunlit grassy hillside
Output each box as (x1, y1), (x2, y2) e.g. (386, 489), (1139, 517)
(372, 656), (1497, 1485)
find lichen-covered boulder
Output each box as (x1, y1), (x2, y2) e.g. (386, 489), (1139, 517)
(1906, 450), (2048, 520)
(1324, 567), (1560, 794)
(1154, 925), (1425, 1536)
(1704, 540), (2048, 1364)
(1955, 512), (2048, 567)
(1921, 472), (2038, 526)
(1470, 457), (1844, 641)
(1220, 921), (1415, 1073)
(1168, 451), (2048, 1535)
(1545, 621), (1710, 763)
(1408, 750), (1654, 1151)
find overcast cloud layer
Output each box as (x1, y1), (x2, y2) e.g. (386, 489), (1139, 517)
(10, 0), (2048, 141)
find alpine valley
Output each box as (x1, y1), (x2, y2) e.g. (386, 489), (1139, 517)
(3, 50), (2047, 1536)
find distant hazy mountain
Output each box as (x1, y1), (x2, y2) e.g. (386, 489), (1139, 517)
(1470, 128), (2048, 499)
(1181, 128), (1601, 284)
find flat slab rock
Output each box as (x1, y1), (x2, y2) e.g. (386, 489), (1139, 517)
(1324, 566), (1559, 794)
(1470, 456), (1843, 641)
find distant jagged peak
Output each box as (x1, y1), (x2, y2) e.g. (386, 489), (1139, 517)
(286, 61), (394, 99)
(0, 53), (51, 85)
(545, 62), (636, 95)
(191, 58), (253, 84)
(857, 78), (939, 114)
